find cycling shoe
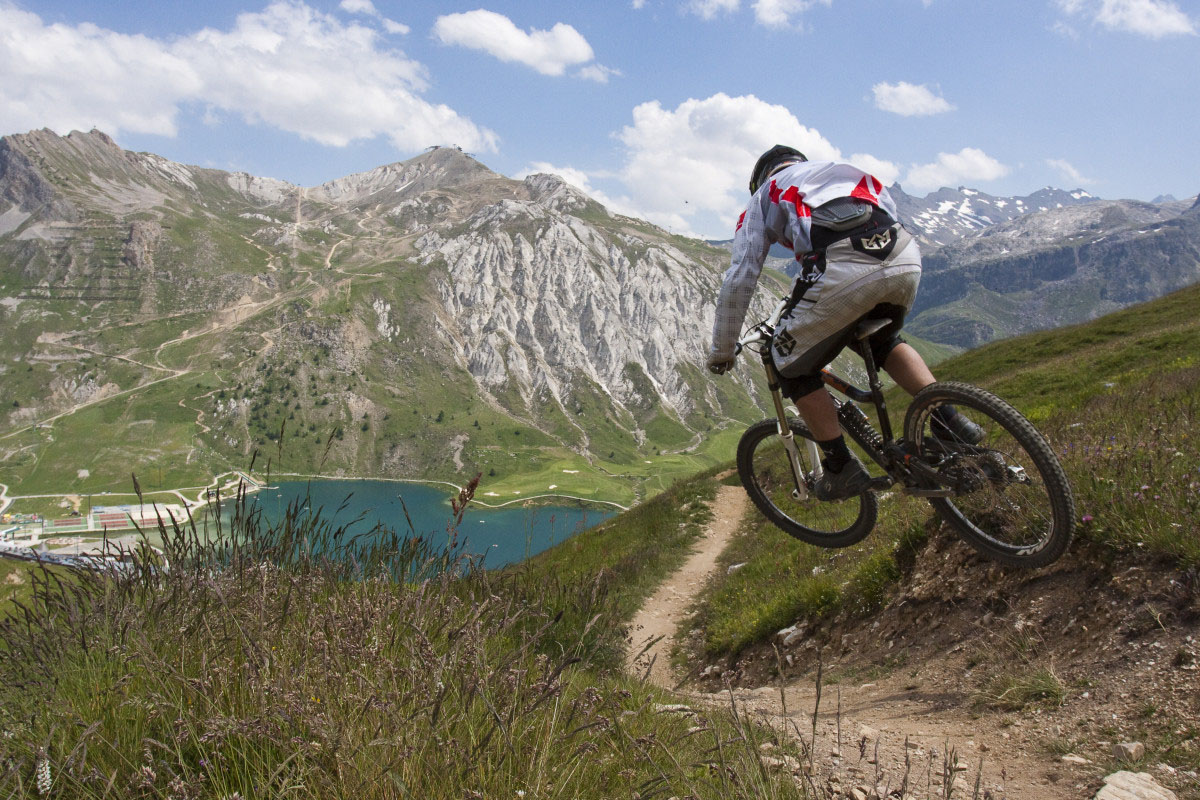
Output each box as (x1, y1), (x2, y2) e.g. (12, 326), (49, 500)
(814, 455), (872, 501)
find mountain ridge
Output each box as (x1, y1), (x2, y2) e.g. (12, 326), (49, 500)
(0, 128), (771, 503)
(908, 193), (1200, 347)
(889, 182), (1100, 247)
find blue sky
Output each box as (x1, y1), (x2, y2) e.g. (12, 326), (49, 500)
(3, 0), (1197, 237)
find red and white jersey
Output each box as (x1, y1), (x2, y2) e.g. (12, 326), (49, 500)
(710, 161), (899, 362)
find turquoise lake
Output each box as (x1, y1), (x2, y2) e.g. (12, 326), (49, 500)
(255, 480), (613, 568)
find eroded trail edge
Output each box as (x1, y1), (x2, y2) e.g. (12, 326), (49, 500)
(627, 483), (747, 687)
(624, 484), (1095, 800)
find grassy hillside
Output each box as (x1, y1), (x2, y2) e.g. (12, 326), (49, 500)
(0, 480), (807, 800)
(0, 251), (758, 509)
(7, 281), (1198, 797)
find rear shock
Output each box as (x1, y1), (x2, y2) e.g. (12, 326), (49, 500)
(838, 401), (884, 454)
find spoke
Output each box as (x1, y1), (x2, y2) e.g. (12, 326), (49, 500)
(924, 410), (1055, 550)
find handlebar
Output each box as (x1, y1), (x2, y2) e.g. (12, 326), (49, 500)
(736, 295), (791, 353)
(729, 295), (871, 404)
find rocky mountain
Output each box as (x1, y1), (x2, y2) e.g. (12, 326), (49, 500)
(907, 196), (1200, 347)
(884, 184), (1200, 348)
(0, 129), (779, 502)
(889, 184), (1101, 247)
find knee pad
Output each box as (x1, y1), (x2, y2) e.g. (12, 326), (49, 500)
(779, 370), (825, 400)
(868, 334), (905, 368)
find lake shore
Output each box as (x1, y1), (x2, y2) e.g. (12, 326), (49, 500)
(270, 472), (631, 511)
(1, 466), (630, 565)
(2, 474), (619, 568)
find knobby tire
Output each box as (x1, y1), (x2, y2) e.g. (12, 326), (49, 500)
(904, 382), (1075, 568)
(737, 418), (877, 548)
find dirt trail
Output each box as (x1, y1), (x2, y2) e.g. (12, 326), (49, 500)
(729, 671), (1080, 800)
(626, 487), (1088, 800)
(628, 485), (747, 685)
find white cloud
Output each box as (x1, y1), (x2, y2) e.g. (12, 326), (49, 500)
(633, 0), (647, 8)
(751, 0), (831, 28)
(685, 0), (740, 19)
(904, 148), (1010, 192)
(339, 0), (375, 14)
(1057, 0), (1195, 37)
(603, 93), (893, 237)
(847, 153), (901, 187)
(0, 3), (493, 153)
(0, 5), (200, 138)
(616, 94), (834, 234)
(578, 63), (622, 83)
(1046, 158), (1095, 185)
(433, 10), (595, 76)
(338, 0), (410, 35)
(179, 3), (490, 150)
(685, 0), (831, 29)
(871, 82), (955, 116)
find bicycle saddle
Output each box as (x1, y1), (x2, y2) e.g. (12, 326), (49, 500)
(854, 318), (892, 340)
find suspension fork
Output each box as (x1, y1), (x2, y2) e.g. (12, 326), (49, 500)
(765, 361), (820, 500)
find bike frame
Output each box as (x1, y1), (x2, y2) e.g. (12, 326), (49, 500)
(736, 296), (956, 499)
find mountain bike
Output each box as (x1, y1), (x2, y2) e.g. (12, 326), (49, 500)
(734, 296), (1075, 568)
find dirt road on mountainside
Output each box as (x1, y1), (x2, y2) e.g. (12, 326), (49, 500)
(625, 484), (1086, 800)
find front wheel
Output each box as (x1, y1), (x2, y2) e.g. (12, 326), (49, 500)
(737, 418), (877, 547)
(904, 382), (1075, 568)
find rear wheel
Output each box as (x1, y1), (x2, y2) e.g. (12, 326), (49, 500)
(904, 382), (1074, 568)
(737, 418), (877, 547)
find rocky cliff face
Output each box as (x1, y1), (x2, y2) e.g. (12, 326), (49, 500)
(0, 135), (78, 222)
(424, 189), (711, 417)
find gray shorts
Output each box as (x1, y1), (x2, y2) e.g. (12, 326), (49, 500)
(771, 232), (922, 396)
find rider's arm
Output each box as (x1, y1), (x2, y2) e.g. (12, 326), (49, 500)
(710, 200), (771, 364)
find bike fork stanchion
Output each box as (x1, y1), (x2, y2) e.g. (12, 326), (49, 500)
(765, 362), (815, 500)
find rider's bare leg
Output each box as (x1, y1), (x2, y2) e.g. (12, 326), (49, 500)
(882, 342), (935, 395)
(793, 387), (841, 440)
(884, 342), (982, 441)
(794, 342), (935, 437)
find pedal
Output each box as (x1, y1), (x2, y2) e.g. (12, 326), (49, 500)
(867, 476), (893, 492)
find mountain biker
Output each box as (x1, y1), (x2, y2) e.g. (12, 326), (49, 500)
(708, 144), (981, 501)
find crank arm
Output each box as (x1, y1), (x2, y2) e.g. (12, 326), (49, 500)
(901, 487), (957, 498)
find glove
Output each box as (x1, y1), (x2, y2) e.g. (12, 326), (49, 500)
(708, 357), (735, 375)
